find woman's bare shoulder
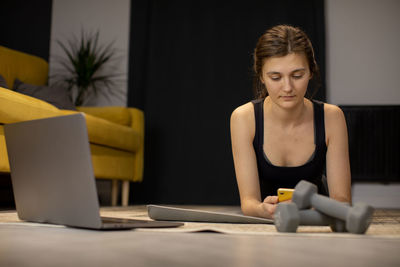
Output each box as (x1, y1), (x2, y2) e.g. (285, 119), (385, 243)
(324, 103), (346, 122)
(230, 101), (256, 144)
(324, 103), (347, 141)
(231, 102), (255, 124)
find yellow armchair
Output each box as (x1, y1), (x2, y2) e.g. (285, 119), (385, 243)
(0, 46), (144, 206)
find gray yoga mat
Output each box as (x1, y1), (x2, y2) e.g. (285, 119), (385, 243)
(147, 205), (273, 224)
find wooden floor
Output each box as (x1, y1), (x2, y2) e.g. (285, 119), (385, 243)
(0, 206), (399, 267)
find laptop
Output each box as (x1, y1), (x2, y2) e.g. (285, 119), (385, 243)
(4, 113), (183, 230)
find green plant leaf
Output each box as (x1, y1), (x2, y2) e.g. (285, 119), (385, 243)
(54, 29), (121, 106)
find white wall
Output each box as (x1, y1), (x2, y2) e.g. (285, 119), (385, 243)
(49, 0), (131, 106)
(326, 0), (400, 105)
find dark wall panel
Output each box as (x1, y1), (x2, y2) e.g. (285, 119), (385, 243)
(341, 106), (400, 183)
(0, 0), (53, 61)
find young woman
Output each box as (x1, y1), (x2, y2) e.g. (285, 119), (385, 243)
(230, 25), (351, 219)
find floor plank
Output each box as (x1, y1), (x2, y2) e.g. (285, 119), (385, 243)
(0, 206), (399, 266)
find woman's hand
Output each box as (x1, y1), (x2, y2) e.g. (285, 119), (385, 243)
(259, 196), (279, 219)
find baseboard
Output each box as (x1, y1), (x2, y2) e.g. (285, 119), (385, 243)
(352, 182), (400, 209)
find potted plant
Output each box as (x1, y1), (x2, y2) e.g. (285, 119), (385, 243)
(53, 30), (120, 106)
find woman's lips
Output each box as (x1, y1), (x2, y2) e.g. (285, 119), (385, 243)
(281, 95), (296, 100)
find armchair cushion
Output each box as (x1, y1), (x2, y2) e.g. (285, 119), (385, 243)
(13, 78), (76, 111)
(0, 87), (62, 123)
(0, 74), (8, 88)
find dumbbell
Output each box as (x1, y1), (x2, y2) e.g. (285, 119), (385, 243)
(274, 202), (346, 232)
(292, 180), (374, 234)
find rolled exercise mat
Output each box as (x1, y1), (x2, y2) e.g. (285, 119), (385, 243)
(147, 205), (273, 224)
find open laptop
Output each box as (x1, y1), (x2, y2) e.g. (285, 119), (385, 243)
(4, 113), (182, 230)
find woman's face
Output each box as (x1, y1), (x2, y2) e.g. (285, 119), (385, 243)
(260, 52), (311, 108)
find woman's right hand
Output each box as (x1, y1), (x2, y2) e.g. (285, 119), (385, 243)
(259, 195), (279, 219)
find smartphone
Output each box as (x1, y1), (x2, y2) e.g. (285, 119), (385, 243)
(277, 188), (294, 202)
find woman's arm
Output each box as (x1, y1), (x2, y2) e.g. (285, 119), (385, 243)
(230, 103), (278, 219)
(325, 104), (352, 203)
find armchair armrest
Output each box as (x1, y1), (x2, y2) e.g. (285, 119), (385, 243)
(76, 106), (132, 126)
(128, 107), (144, 182)
(76, 106), (145, 182)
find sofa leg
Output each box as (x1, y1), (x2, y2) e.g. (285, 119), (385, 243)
(111, 180), (119, 206)
(122, 181), (130, 206)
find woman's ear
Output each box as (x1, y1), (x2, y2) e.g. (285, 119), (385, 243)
(259, 75), (265, 84)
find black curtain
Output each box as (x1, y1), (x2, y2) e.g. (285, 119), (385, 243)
(128, 0), (326, 205)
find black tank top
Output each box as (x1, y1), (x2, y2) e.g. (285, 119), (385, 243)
(252, 98), (328, 199)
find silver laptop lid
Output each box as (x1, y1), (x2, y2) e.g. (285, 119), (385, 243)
(4, 114), (102, 229)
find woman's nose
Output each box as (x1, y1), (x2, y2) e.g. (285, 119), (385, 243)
(282, 78), (293, 92)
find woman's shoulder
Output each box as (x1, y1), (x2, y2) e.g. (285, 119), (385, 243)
(230, 101), (257, 130)
(322, 102), (347, 142)
(230, 101), (256, 141)
(323, 102), (346, 122)
(231, 101), (255, 121)
(311, 100), (344, 118)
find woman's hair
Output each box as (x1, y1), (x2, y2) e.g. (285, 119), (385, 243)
(253, 25), (320, 99)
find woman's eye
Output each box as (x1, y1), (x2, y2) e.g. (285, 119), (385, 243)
(270, 76), (281, 81)
(293, 75), (303, 80)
